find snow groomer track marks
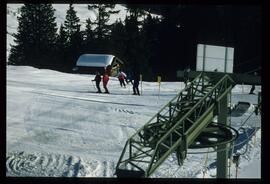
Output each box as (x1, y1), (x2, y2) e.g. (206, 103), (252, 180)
(6, 152), (86, 177)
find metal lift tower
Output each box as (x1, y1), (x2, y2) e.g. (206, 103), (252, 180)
(115, 73), (238, 178)
(115, 44), (260, 178)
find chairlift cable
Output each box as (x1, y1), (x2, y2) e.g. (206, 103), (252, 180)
(237, 128), (249, 155)
(245, 67), (261, 74)
(234, 57), (259, 68)
(237, 110), (255, 131)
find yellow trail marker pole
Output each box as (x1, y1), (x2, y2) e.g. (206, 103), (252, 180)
(157, 76), (161, 100)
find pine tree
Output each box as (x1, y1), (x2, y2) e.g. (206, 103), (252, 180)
(157, 5), (186, 80)
(88, 4), (119, 52)
(56, 24), (68, 48)
(8, 4), (58, 67)
(125, 5), (155, 80)
(126, 4), (146, 22)
(141, 14), (161, 79)
(109, 19), (127, 61)
(54, 24), (68, 69)
(124, 13), (140, 66)
(63, 4), (83, 70)
(82, 18), (95, 53)
(64, 4), (81, 43)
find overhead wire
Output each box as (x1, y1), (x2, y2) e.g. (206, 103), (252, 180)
(234, 57), (259, 69)
(236, 128), (249, 155)
(245, 67), (261, 75)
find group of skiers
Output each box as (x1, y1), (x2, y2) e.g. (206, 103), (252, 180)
(92, 65), (140, 95)
(92, 71), (109, 93)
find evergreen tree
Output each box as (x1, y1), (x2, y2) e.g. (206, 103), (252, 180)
(64, 4), (81, 43)
(8, 4), (58, 67)
(124, 13), (140, 66)
(109, 19), (127, 62)
(141, 14), (161, 79)
(56, 24), (68, 48)
(88, 4), (119, 52)
(157, 5), (187, 80)
(54, 24), (68, 69)
(82, 18), (95, 53)
(125, 5), (154, 80)
(63, 4), (83, 71)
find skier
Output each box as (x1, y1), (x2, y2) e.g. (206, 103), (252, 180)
(118, 70), (126, 87)
(132, 66), (140, 96)
(102, 71), (110, 94)
(92, 71), (102, 93)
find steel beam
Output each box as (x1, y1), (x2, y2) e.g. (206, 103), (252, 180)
(216, 93), (229, 178)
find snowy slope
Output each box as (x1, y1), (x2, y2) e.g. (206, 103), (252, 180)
(6, 66), (261, 178)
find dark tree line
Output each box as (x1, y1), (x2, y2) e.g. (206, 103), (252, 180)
(8, 4), (261, 81)
(8, 4), (58, 68)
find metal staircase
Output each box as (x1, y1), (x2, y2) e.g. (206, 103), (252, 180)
(115, 73), (236, 178)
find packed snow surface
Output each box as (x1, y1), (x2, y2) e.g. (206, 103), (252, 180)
(6, 66), (261, 178)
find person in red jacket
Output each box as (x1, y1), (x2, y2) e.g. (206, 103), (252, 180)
(118, 71), (126, 87)
(102, 71), (110, 94)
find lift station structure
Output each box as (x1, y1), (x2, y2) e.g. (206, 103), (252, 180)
(115, 72), (239, 178)
(115, 44), (260, 178)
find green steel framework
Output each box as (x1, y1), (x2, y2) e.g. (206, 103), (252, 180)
(115, 73), (236, 177)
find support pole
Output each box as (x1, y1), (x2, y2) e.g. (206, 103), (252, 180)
(158, 76), (161, 101)
(216, 93), (229, 178)
(202, 44), (206, 89)
(224, 47), (228, 73)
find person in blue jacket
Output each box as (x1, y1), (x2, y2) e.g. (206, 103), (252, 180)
(132, 65), (140, 96)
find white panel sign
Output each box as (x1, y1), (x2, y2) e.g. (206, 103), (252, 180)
(196, 44), (234, 73)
